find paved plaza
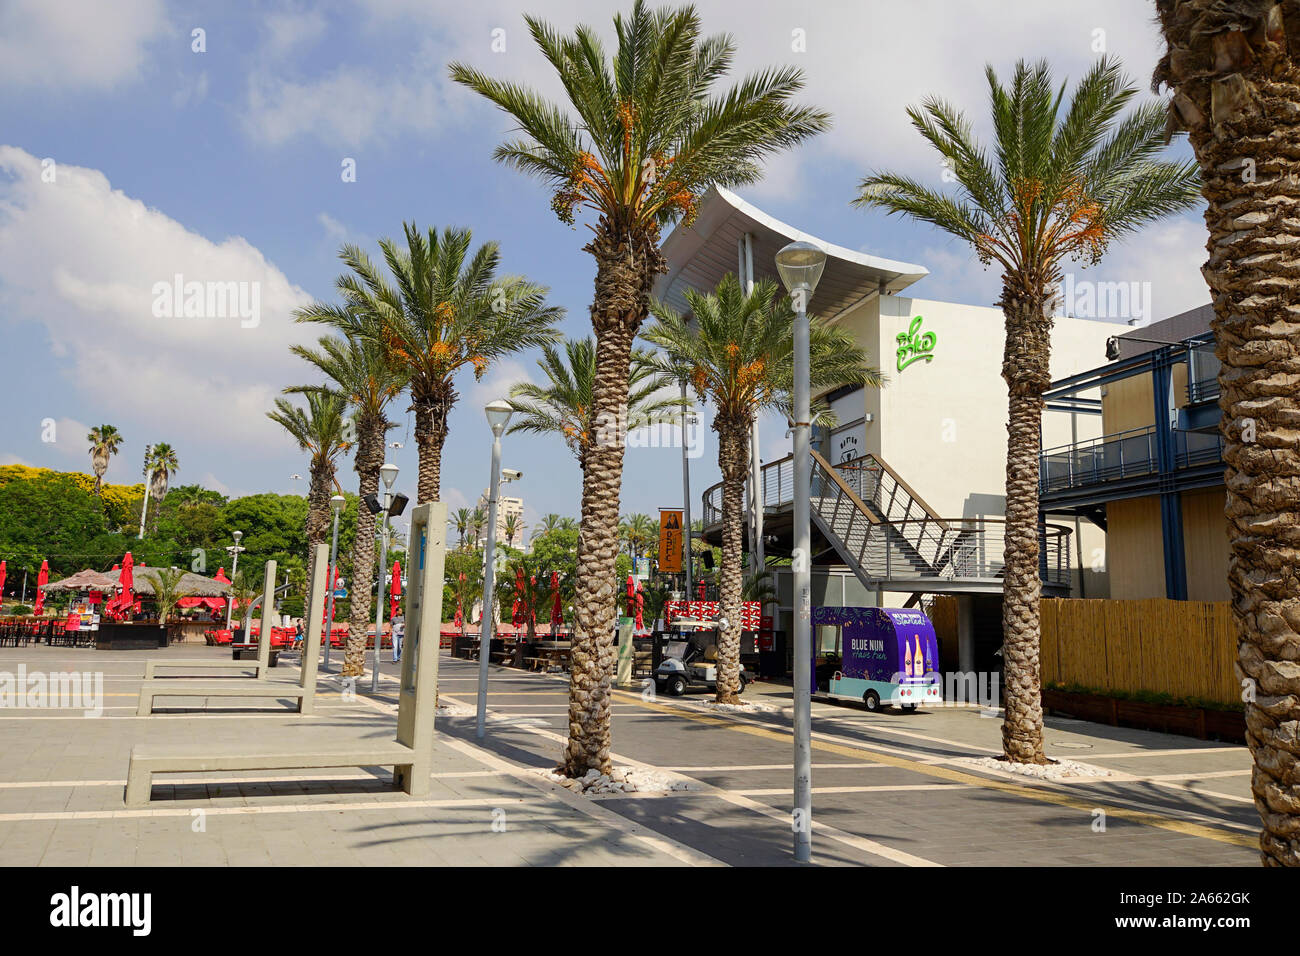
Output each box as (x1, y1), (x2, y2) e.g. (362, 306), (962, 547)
(0, 644), (1261, 866)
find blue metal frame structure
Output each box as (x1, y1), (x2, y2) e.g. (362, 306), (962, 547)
(1039, 332), (1223, 600)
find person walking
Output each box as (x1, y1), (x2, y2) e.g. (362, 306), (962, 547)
(391, 614), (404, 663)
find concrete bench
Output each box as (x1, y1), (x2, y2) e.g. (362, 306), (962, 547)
(143, 659), (264, 679)
(135, 678), (314, 716)
(124, 743), (423, 807)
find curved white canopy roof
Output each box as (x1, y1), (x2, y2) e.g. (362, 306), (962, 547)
(654, 186), (928, 320)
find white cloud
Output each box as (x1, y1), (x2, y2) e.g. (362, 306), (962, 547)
(243, 64), (448, 149)
(318, 212), (349, 243)
(264, 8), (329, 57)
(465, 357), (533, 411)
(171, 70), (209, 108)
(0, 146), (316, 454)
(0, 0), (167, 91)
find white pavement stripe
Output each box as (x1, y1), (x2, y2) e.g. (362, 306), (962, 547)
(711, 789), (943, 867)
(0, 770), (504, 790)
(660, 763), (885, 772)
(0, 796), (536, 823)
(732, 785), (974, 796)
(1086, 747), (1245, 759)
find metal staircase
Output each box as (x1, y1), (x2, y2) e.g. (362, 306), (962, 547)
(702, 451), (1072, 596)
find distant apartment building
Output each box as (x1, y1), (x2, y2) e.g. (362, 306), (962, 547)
(477, 489), (525, 547)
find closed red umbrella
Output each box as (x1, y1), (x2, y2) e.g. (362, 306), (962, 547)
(389, 559), (402, 620)
(511, 566), (524, 627)
(697, 580), (706, 601)
(32, 559), (49, 615)
(117, 552), (135, 620)
(635, 582), (645, 632)
(213, 566), (230, 584)
(454, 572), (464, 630)
(549, 571), (561, 634)
(0, 560), (6, 601)
(626, 573), (635, 616)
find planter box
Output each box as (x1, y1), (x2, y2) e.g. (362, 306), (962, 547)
(1042, 688), (1245, 744)
(96, 623), (167, 651)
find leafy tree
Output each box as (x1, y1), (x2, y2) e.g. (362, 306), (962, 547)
(286, 323), (406, 678)
(267, 389), (352, 588)
(320, 225), (561, 504)
(647, 273), (876, 700)
(507, 337), (684, 469)
(855, 57), (1199, 762)
(451, 0), (828, 776)
(87, 424), (124, 495)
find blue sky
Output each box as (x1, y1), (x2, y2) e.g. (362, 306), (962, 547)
(0, 0), (1210, 536)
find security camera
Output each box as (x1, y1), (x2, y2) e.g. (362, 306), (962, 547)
(501, 468), (523, 482)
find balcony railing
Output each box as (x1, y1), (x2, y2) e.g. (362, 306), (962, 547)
(1187, 338), (1221, 405)
(1040, 425), (1223, 494)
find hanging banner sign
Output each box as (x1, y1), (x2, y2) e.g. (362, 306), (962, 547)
(658, 509), (684, 573)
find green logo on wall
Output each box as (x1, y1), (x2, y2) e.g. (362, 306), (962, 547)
(896, 316), (936, 371)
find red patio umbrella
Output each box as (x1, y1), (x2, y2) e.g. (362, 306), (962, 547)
(635, 582), (645, 632)
(697, 580), (706, 601)
(0, 560), (6, 601)
(32, 559), (49, 615)
(626, 573), (635, 616)
(389, 559), (402, 620)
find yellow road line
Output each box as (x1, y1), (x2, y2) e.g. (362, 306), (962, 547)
(613, 690), (1257, 849)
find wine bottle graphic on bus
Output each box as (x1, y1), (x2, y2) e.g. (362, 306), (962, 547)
(903, 639), (913, 678)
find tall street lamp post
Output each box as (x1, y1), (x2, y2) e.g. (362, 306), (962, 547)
(224, 530), (244, 629)
(477, 399), (513, 739)
(323, 494), (345, 670)
(371, 463), (400, 694)
(776, 239), (826, 864)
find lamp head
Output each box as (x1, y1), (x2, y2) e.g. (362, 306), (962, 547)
(330, 494), (346, 513)
(775, 240), (827, 298)
(232, 530), (243, 544)
(485, 399), (513, 436)
(379, 462), (399, 490)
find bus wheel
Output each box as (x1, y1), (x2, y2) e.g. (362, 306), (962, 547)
(863, 690), (881, 712)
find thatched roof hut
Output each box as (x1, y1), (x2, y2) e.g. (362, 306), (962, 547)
(43, 569), (120, 591)
(43, 567), (230, 597)
(130, 568), (230, 597)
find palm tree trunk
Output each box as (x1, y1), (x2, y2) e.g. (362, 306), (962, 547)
(999, 294), (1052, 764)
(1155, 0), (1300, 865)
(715, 418), (749, 704)
(413, 383), (455, 504)
(305, 464), (333, 609)
(344, 416), (384, 678)
(561, 218), (666, 778)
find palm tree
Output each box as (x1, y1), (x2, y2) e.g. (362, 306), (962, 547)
(507, 337), (685, 469)
(531, 513), (567, 539)
(148, 567), (193, 637)
(503, 512), (522, 548)
(619, 513), (654, 564)
(451, 0), (829, 777)
(452, 507), (473, 549)
(143, 443), (179, 531)
(855, 57), (1200, 762)
(86, 425), (123, 495)
(266, 390), (352, 593)
(647, 273), (877, 702)
(323, 226), (561, 505)
(470, 506), (487, 549)
(287, 322), (406, 679)
(1152, 1), (1300, 867)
